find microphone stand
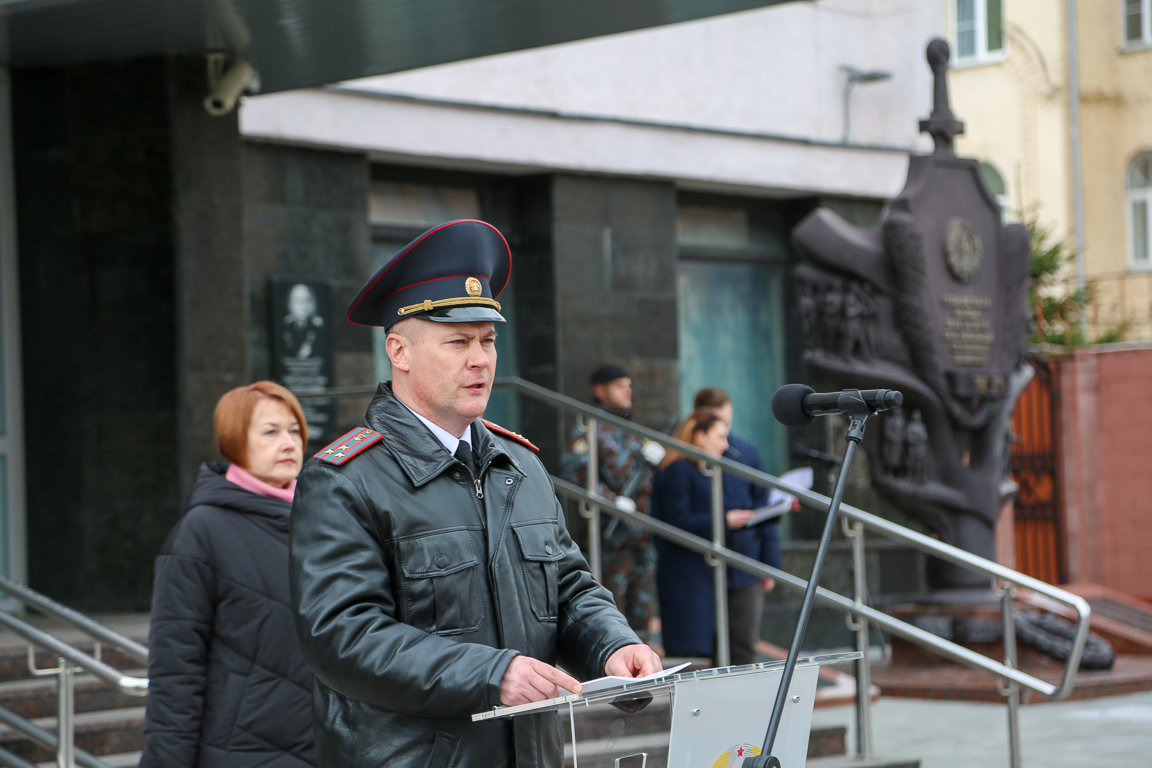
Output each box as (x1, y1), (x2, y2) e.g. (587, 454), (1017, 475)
(744, 395), (877, 768)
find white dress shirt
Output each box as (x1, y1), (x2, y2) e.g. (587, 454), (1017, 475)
(397, 399), (473, 455)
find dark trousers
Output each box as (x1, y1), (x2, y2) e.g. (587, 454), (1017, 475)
(727, 581), (766, 666)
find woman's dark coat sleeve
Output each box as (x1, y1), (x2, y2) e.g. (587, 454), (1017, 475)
(140, 514), (217, 768)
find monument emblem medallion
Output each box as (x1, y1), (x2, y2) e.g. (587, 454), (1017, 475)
(944, 216), (982, 285)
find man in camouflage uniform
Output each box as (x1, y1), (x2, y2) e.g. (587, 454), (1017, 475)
(561, 365), (663, 642)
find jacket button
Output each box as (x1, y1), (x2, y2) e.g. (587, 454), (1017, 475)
(453, 472), (462, 480)
(435, 554), (449, 569)
(544, 543), (553, 555)
(505, 478), (514, 485)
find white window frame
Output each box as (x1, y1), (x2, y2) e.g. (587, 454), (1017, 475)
(1127, 153), (1152, 271)
(1122, 0), (1152, 49)
(953, 0), (1006, 67)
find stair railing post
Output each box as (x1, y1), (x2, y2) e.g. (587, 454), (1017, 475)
(582, 417), (602, 582)
(57, 658), (75, 768)
(844, 519), (873, 759)
(707, 463), (730, 667)
(997, 579), (1022, 768)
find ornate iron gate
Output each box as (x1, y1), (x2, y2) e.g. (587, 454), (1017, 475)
(1010, 357), (1064, 584)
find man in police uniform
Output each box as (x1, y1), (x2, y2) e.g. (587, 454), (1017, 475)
(561, 365), (663, 643)
(289, 220), (660, 768)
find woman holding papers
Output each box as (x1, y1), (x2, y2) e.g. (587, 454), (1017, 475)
(651, 398), (784, 666)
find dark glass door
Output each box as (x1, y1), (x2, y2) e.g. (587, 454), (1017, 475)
(677, 259), (789, 473)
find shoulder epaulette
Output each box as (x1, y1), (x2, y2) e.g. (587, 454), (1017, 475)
(314, 427), (383, 465)
(482, 419), (539, 452)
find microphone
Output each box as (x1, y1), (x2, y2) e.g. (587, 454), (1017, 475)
(771, 384), (903, 427)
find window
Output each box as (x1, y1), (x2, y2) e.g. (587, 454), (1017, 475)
(1125, 0), (1151, 46)
(1128, 153), (1152, 268)
(955, 0), (1004, 63)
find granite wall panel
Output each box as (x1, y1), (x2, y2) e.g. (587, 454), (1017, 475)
(551, 175), (679, 431)
(14, 58), (188, 607)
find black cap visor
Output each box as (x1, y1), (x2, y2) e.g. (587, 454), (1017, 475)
(388, 305), (506, 330)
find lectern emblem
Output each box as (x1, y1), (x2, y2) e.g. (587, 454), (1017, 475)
(712, 743), (761, 767)
(944, 217), (982, 284)
(465, 277), (483, 296)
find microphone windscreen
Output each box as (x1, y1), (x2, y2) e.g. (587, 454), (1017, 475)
(772, 384), (816, 427)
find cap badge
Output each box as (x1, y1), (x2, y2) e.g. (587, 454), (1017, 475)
(465, 277), (483, 297)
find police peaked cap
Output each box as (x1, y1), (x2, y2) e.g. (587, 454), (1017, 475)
(347, 220), (511, 329)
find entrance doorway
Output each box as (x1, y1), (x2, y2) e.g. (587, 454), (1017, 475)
(676, 202), (792, 473)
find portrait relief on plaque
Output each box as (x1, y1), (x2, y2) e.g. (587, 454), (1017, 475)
(944, 217), (983, 285)
(269, 277), (335, 446)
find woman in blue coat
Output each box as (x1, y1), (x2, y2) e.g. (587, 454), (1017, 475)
(650, 410), (759, 661)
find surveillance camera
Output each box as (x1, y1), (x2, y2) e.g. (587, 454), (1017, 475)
(204, 59), (256, 116)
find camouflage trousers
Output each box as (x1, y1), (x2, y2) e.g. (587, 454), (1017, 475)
(597, 528), (657, 641)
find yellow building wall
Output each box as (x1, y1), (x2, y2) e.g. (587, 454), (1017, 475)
(948, 0), (1152, 339)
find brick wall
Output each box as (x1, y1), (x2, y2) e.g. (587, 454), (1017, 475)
(1058, 344), (1152, 597)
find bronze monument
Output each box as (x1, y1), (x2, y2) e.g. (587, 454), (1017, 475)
(791, 39), (1032, 592)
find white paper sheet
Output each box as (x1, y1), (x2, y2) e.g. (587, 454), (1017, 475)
(744, 467), (814, 527)
(570, 661), (692, 695)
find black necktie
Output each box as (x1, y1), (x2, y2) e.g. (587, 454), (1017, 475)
(454, 440), (477, 476)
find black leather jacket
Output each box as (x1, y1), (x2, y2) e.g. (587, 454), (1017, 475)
(290, 383), (639, 768)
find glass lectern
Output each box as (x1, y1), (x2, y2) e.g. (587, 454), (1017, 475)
(472, 652), (860, 768)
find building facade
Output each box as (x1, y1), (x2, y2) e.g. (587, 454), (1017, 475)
(9, 0), (946, 609)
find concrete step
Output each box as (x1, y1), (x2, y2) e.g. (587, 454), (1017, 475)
(0, 671), (146, 719)
(0, 705), (145, 764)
(36, 752), (140, 768)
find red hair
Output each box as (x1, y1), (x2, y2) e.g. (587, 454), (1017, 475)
(660, 409), (725, 470)
(213, 381), (307, 467)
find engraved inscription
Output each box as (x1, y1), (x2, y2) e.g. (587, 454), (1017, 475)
(941, 294), (994, 366)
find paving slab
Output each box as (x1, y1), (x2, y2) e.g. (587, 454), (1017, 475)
(811, 688), (1152, 768)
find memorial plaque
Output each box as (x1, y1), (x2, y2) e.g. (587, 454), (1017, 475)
(790, 40), (1032, 591)
(269, 278), (335, 447)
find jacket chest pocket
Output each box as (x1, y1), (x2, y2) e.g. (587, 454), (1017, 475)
(397, 531), (483, 635)
(513, 523), (564, 622)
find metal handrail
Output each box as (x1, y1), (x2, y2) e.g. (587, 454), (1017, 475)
(0, 576), (148, 665)
(0, 612), (148, 695)
(0, 580), (148, 768)
(554, 477), (1067, 696)
(0, 701), (115, 768)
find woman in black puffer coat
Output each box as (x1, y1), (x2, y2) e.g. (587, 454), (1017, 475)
(141, 382), (316, 768)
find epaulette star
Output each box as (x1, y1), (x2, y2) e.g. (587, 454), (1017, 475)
(314, 427), (383, 465)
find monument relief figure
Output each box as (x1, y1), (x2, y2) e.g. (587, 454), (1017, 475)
(790, 39), (1032, 591)
(843, 281), (877, 359)
(904, 410), (929, 486)
(881, 409), (906, 478)
(820, 280), (845, 353)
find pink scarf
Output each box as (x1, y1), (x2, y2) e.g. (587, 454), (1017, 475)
(225, 464), (296, 504)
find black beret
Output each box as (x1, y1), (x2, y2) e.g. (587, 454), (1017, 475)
(346, 220), (510, 329)
(590, 364), (629, 385)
